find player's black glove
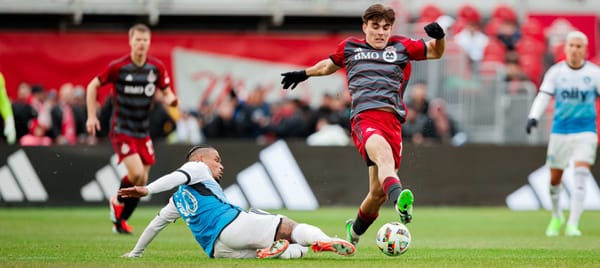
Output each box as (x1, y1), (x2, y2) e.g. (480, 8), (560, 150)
(525, 118), (538, 134)
(281, 70), (308, 90)
(424, 22), (445, 40)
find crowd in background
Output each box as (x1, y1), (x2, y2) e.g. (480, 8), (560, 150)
(1, 80), (463, 147)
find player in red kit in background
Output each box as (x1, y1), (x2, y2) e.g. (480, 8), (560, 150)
(280, 3), (445, 245)
(85, 23), (178, 234)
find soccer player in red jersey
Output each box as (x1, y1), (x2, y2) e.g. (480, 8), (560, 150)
(85, 23), (178, 234)
(281, 3), (445, 245)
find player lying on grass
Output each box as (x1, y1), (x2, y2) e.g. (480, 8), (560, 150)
(119, 145), (355, 259)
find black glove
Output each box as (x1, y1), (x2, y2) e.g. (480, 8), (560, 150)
(281, 70), (309, 90)
(525, 118), (538, 134)
(424, 22), (445, 40)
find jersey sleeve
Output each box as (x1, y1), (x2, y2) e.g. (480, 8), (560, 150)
(180, 161), (214, 185)
(97, 62), (119, 86)
(329, 38), (349, 68)
(155, 59), (171, 90)
(405, 38), (427, 61)
(391, 36), (426, 61)
(539, 64), (558, 95)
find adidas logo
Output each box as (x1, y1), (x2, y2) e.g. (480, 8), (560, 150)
(506, 163), (600, 210)
(0, 149), (48, 202)
(125, 74), (133, 81)
(224, 140), (319, 210)
(78, 140), (318, 210)
(80, 154), (150, 202)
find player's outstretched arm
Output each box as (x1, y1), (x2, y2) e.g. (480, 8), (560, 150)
(122, 200), (180, 258)
(162, 87), (179, 107)
(525, 92), (551, 134)
(424, 22), (446, 59)
(281, 59), (340, 90)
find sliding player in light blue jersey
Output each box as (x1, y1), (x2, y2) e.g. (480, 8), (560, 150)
(119, 145), (354, 259)
(526, 31), (600, 237)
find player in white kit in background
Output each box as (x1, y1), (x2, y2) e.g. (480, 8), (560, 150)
(526, 31), (600, 237)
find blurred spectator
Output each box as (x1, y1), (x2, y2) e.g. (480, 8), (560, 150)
(308, 93), (349, 134)
(203, 90), (241, 138)
(234, 86), (271, 139)
(496, 18), (521, 51)
(306, 115), (350, 146)
(401, 104), (427, 145)
(50, 83), (77, 145)
(504, 51), (530, 83)
(174, 109), (203, 145)
(422, 98), (466, 146)
(268, 97), (309, 139)
(406, 81), (430, 116)
(454, 12), (489, 71)
(149, 90), (177, 142)
(11, 82), (37, 141)
(71, 85), (89, 143)
(19, 119), (52, 146)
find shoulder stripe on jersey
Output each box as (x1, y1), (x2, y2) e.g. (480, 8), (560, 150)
(176, 169), (191, 185)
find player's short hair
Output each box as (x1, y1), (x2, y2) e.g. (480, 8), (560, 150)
(566, 31), (588, 46)
(185, 145), (216, 162)
(129, 23), (151, 38)
(362, 3), (395, 25)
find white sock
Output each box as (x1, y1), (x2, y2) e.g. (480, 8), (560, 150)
(549, 184), (562, 219)
(279, 244), (308, 259)
(567, 167), (588, 227)
(291, 223), (330, 246)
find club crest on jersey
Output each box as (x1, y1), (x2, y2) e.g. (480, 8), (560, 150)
(147, 70), (157, 83)
(383, 46), (397, 62)
(144, 84), (156, 97)
(583, 76), (591, 85)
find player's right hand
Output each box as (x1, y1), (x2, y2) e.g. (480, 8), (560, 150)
(525, 118), (538, 134)
(281, 70), (309, 90)
(85, 117), (101, 136)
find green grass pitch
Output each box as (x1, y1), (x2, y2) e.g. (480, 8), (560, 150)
(1, 206), (599, 267)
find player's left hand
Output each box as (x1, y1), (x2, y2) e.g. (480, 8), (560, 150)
(170, 96), (179, 107)
(119, 186), (149, 198)
(424, 22), (445, 40)
(281, 70), (309, 90)
(525, 118), (538, 134)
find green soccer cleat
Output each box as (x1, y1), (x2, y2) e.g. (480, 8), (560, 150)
(565, 224), (582, 237)
(545, 217), (564, 237)
(345, 219), (360, 246)
(396, 189), (414, 224)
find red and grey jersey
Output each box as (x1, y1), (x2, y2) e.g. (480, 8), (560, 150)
(97, 55), (171, 138)
(329, 36), (426, 122)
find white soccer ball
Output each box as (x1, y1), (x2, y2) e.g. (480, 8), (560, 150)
(375, 221), (411, 256)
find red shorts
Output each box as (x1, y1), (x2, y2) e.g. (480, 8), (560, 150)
(350, 109), (403, 169)
(110, 133), (156, 165)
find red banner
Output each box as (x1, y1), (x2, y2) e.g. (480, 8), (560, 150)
(0, 31), (349, 102)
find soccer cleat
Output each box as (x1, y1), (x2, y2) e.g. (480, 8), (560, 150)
(345, 219), (360, 245)
(545, 217), (564, 237)
(565, 224), (582, 237)
(109, 195), (124, 224)
(113, 219), (134, 235)
(256, 239), (289, 259)
(396, 189), (414, 224)
(311, 238), (355, 256)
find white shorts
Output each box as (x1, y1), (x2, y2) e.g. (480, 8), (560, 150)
(547, 132), (598, 169)
(213, 211), (283, 258)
